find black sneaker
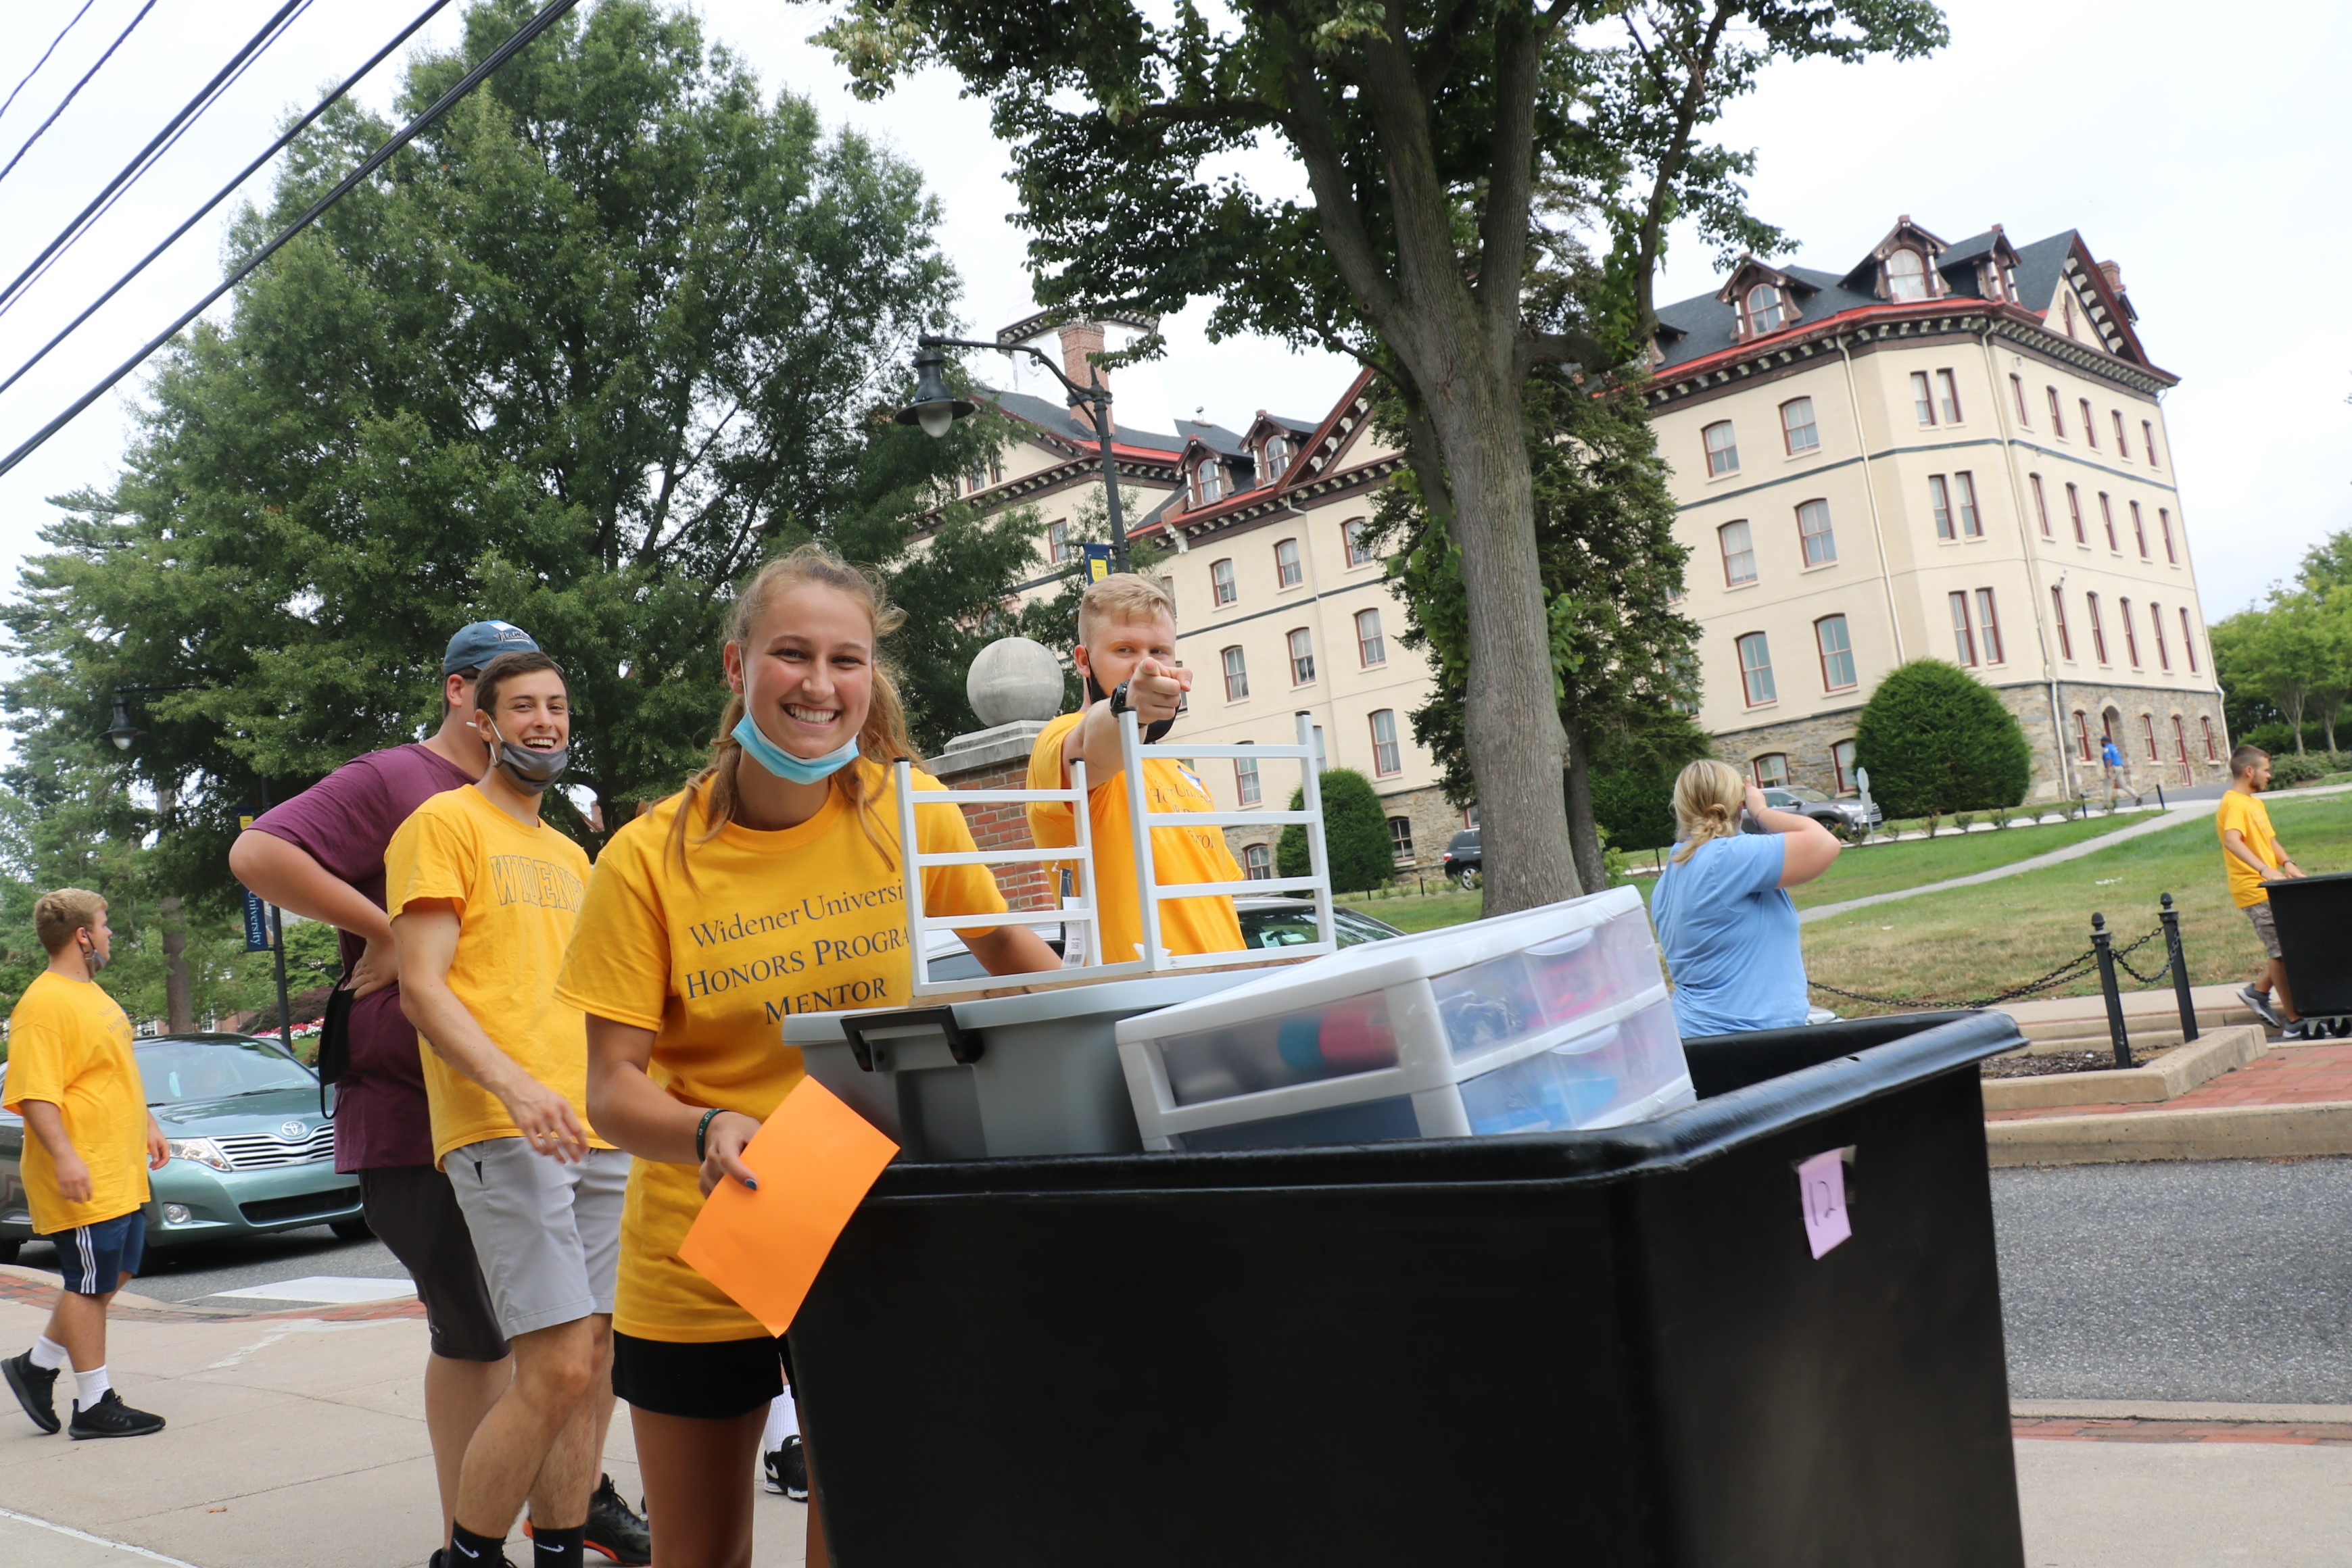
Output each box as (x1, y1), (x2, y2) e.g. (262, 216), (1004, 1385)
(765, 1434), (809, 1501)
(68, 1389), (164, 1440)
(583, 1473), (651, 1564)
(3, 1351), (61, 1434)
(2239, 984), (2285, 1029)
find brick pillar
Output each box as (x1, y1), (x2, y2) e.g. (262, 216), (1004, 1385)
(1055, 321), (1111, 434)
(925, 720), (1060, 910)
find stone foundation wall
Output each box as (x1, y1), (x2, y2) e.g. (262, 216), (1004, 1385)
(1221, 781), (1462, 883)
(1708, 680), (2231, 804)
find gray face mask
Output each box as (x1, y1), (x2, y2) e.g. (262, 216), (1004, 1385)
(80, 935), (109, 977)
(490, 720), (568, 795)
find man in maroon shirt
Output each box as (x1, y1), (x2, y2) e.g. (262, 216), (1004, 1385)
(231, 621), (646, 1567)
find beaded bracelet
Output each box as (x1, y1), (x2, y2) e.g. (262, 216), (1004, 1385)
(695, 1106), (723, 1163)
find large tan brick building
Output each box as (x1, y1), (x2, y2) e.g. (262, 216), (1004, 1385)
(1645, 217), (2226, 801)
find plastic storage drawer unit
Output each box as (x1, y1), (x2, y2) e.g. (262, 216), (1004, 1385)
(788, 973), (1253, 1161)
(1116, 886), (1691, 1150)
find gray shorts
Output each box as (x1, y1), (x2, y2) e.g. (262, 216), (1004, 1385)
(2243, 900), (2282, 960)
(445, 1140), (629, 1339)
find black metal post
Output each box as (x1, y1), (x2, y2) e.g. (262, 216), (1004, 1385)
(2159, 892), (2197, 1044)
(2090, 912), (2132, 1069)
(258, 777), (293, 1053)
(1081, 387), (1130, 574)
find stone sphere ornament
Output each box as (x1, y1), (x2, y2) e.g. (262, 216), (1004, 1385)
(966, 637), (1066, 728)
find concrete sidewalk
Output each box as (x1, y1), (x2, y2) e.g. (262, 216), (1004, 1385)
(0, 1281), (807, 1568)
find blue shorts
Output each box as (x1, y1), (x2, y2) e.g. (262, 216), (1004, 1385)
(45, 1210), (146, 1296)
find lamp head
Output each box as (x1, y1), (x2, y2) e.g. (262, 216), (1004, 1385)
(896, 342), (974, 439)
(104, 691), (139, 752)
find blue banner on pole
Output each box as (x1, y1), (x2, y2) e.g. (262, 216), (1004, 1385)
(241, 888), (272, 953)
(1081, 542), (1113, 582)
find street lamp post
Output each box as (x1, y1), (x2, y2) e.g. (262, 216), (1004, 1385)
(898, 333), (1131, 575)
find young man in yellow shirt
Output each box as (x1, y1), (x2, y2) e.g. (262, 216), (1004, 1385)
(2217, 745), (2308, 1035)
(1027, 572), (1246, 966)
(2, 890), (170, 1440)
(389, 651), (619, 1568)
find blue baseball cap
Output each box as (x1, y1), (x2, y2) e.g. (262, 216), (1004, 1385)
(443, 620), (539, 675)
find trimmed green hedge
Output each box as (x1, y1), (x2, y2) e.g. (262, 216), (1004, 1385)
(1276, 768), (1395, 893)
(1853, 660), (2032, 818)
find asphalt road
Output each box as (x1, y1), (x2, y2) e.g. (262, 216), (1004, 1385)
(12, 1224), (408, 1303)
(9, 1157), (2347, 1402)
(1994, 1157), (2352, 1405)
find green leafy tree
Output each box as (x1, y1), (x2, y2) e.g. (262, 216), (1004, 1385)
(809, 0), (1946, 913)
(3, 1), (1044, 913)
(2212, 591), (2348, 755)
(1852, 660), (2031, 818)
(1276, 769), (1395, 893)
(1373, 366), (1703, 883)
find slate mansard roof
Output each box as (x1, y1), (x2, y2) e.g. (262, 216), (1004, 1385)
(1650, 220), (2167, 389)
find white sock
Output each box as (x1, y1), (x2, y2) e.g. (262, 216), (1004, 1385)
(29, 1336), (68, 1371)
(73, 1365), (110, 1410)
(761, 1390), (798, 1452)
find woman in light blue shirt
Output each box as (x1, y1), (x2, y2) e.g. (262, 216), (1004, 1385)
(1651, 760), (1843, 1037)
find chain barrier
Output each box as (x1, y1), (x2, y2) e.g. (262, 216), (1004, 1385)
(1808, 925), (2165, 1012)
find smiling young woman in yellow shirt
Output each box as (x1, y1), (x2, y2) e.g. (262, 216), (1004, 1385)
(561, 546), (1058, 1568)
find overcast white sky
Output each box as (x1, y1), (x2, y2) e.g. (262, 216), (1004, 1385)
(0, 0), (2342, 633)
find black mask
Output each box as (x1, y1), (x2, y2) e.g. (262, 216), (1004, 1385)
(490, 721), (568, 794)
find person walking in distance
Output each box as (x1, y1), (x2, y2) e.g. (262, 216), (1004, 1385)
(1026, 573), (1246, 966)
(2219, 746), (2309, 1037)
(2098, 733), (2130, 806)
(565, 547), (1061, 1567)
(2, 891), (171, 1440)
(229, 622), (648, 1566)
(390, 651), (624, 1568)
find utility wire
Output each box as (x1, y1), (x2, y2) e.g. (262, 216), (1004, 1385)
(0, 0), (454, 403)
(0, 0), (583, 481)
(0, 0), (313, 322)
(0, 0), (160, 188)
(0, 0), (99, 127)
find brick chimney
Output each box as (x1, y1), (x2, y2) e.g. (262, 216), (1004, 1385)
(2097, 260), (2124, 294)
(1057, 321), (1112, 435)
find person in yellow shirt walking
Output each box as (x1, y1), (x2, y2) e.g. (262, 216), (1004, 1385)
(389, 650), (619, 1568)
(2217, 745), (2309, 1037)
(566, 547), (1059, 1568)
(1, 890), (169, 1440)
(1026, 573), (1246, 966)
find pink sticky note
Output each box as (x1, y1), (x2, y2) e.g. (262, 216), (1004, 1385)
(1797, 1148), (1852, 1260)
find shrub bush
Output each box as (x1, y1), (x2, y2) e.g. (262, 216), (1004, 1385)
(2267, 752), (2330, 787)
(1853, 660), (2033, 819)
(1276, 768), (1395, 893)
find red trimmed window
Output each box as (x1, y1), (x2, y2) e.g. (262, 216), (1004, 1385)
(1974, 589), (2003, 664)
(2151, 603), (2170, 670)
(1815, 614), (1856, 691)
(2030, 473), (2051, 537)
(2074, 710), (2094, 762)
(1949, 592), (1977, 666)
(2047, 386), (2066, 436)
(2087, 593), (2109, 662)
(1737, 632), (1776, 706)
(2159, 508), (2176, 564)
(2181, 608), (2199, 673)
(2051, 587), (2072, 659)
(2066, 483), (2086, 543)
(2098, 492), (2119, 550)
(2120, 597), (2140, 666)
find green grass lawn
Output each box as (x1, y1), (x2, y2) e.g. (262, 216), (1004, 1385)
(1337, 882), (1485, 932)
(1801, 795), (2352, 1013)
(1786, 814), (2136, 908)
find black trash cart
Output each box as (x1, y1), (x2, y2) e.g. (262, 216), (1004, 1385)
(2265, 871), (2352, 1020)
(790, 1008), (2027, 1568)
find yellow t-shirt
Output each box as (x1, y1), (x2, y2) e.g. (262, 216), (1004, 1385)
(2215, 788), (2282, 909)
(384, 785), (605, 1165)
(1026, 710), (1246, 965)
(552, 762), (1009, 1343)
(3, 971), (149, 1233)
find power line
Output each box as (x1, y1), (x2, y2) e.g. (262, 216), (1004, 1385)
(0, 0), (454, 403)
(0, 0), (584, 482)
(0, 0), (99, 127)
(0, 0), (160, 188)
(0, 0), (315, 322)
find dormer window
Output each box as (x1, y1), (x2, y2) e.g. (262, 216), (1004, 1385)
(1263, 434), (1289, 477)
(1886, 249), (1929, 301)
(1744, 283), (1784, 335)
(1193, 460), (1226, 506)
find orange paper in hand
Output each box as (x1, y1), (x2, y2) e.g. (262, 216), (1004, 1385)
(678, 1078), (900, 1337)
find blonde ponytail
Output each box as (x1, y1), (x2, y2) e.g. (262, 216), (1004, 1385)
(1669, 758), (1749, 865)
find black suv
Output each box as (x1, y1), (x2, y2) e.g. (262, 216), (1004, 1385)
(1439, 827), (1481, 889)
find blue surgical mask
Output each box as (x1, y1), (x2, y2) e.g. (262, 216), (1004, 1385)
(733, 712), (863, 784)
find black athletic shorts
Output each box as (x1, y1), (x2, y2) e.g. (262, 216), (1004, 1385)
(356, 1164), (510, 1363)
(612, 1330), (797, 1421)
